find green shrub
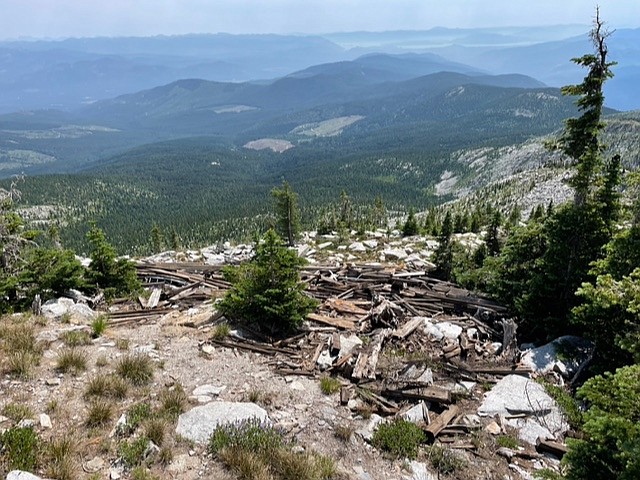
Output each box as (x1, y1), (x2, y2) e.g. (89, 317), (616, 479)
(119, 402), (152, 435)
(372, 419), (426, 459)
(564, 365), (640, 480)
(85, 223), (141, 299)
(496, 435), (519, 449)
(0, 427), (39, 472)
(116, 354), (154, 386)
(118, 437), (150, 467)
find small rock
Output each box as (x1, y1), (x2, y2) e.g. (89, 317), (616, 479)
(291, 445), (305, 454)
(289, 381), (306, 391)
(201, 344), (215, 355)
(17, 419), (35, 428)
(485, 421), (501, 435)
(45, 378), (61, 386)
(85, 456), (105, 473)
(110, 469), (122, 480)
(355, 414), (385, 442)
(0, 414), (10, 424)
(39, 413), (52, 429)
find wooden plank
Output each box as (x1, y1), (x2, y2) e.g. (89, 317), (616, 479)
(392, 316), (425, 339)
(536, 438), (568, 458)
(147, 288), (162, 309)
(383, 386), (451, 404)
(352, 329), (391, 380)
(425, 405), (459, 441)
(307, 313), (356, 330)
(326, 298), (369, 315)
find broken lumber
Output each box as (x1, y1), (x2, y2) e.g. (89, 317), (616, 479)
(425, 405), (460, 442)
(536, 438), (568, 458)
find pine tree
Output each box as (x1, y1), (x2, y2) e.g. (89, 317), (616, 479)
(402, 207), (419, 237)
(218, 229), (317, 334)
(271, 181), (300, 247)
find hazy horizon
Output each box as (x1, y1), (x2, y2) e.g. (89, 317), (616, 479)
(1, 0), (638, 41)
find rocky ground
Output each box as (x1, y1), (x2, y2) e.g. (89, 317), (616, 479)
(1, 233), (585, 480)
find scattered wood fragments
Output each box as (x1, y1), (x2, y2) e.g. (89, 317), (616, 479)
(117, 261), (562, 458)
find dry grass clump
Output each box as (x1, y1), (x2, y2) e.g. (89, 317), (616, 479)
(116, 354), (154, 386)
(56, 347), (88, 375)
(44, 434), (79, 480)
(1, 403), (33, 423)
(159, 384), (188, 419)
(0, 319), (43, 378)
(84, 374), (129, 400)
(85, 400), (114, 428)
(61, 329), (92, 347)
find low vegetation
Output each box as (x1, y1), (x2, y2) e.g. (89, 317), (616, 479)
(116, 353), (154, 386)
(208, 419), (336, 480)
(372, 419), (426, 459)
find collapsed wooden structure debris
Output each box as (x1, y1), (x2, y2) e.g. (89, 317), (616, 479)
(119, 261), (559, 453)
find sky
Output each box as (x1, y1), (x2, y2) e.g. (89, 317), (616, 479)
(0, 0), (638, 40)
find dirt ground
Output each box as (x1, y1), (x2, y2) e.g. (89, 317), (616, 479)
(0, 303), (527, 480)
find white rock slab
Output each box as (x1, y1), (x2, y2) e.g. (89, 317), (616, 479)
(478, 375), (567, 444)
(7, 472), (42, 480)
(176, 401), (270, 444)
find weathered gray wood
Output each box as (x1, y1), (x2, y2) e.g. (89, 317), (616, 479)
(425, 405), (459, 441)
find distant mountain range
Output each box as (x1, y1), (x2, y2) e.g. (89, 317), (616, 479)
(0, 53), (573, 177)
(1, 26), (638, 113)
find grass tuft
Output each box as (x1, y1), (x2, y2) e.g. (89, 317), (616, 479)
(159, 384), (188, 419)
(91, 315), (108, 337)
(45, 434), (79, 480)
(2, 403), (34, 423)
(56, 347), (88, 375)
(116, 354), (154, 386)
(209, 420), (335, 480)
(212, 323), (231, 340)
(85, 400), (114, 428)
(319, 376), (341, 395)
(61, 329), (92, 347)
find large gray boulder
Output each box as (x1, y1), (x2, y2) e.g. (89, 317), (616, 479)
(175, 401), (269, 444)
(478, 375), (567, 444)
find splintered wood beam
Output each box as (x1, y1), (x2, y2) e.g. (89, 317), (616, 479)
(392, 316), (426, 339)
(425, 405), (460, 442)
(352, 328), (392, 380)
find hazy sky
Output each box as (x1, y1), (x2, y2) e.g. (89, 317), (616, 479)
(1, 0), (638, 40)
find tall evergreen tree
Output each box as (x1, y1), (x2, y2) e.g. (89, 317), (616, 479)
(271, 181), (300, 247)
